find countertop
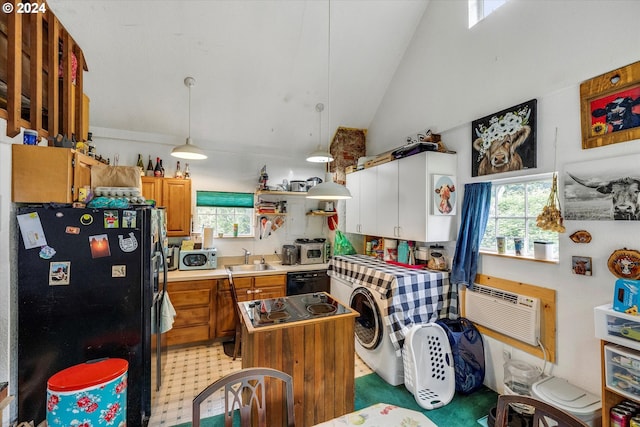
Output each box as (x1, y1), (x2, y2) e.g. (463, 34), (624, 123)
(167, 261), (329, 282)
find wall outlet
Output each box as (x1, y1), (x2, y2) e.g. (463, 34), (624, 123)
(503, 345), (512, 361)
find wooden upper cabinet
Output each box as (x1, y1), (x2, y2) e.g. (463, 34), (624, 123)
(141, 177), (192, 237)
(12, 144), (99, 203)
(1, 5), (89, 140)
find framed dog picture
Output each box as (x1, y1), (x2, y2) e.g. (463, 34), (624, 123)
(471, 99), (537, 177)
(580, 60), (640, 149)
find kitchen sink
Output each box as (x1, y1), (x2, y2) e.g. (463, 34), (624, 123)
(226, 263), (275, 272)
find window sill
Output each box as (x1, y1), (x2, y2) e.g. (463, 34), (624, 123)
(479, 250), (559, 264)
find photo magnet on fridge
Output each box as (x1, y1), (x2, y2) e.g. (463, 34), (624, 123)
(89, 234), (111, 258)
(104, 210), (120, 228)
(49, 261), (70, 285)
(112, 265), (126, 278)
(122, 210), (137, 228)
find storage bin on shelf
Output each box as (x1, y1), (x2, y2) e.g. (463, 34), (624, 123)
(594, 303), (640, 351)
(605, 343), (640, 401)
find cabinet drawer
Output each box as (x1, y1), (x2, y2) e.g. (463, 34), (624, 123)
(218, 277), (252, 291)
(166, 325), (210, 346)
(170, 289), (211, 307)
(254, 274), (286, 287)
(173, 306), (210, 328)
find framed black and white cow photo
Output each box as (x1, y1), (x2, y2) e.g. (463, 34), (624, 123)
(580, 60), (640, 150)
(564, 154), (640, 221)
(471, 99), (537, 177)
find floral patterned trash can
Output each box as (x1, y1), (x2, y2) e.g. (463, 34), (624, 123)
(46, 358), (128, 427)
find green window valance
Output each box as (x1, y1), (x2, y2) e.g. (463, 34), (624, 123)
(196, 191), (254, 208)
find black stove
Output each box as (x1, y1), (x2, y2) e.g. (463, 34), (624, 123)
(241, 292), (349, 327)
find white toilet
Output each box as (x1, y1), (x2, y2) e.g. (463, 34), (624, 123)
(531, 376), (602, 427)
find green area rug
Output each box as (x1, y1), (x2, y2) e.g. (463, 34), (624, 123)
(173, 372), (498, 426)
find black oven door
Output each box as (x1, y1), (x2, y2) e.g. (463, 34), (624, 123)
(286, 270), (330, 296)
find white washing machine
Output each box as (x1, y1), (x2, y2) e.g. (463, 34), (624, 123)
(331, 276), (404, 386)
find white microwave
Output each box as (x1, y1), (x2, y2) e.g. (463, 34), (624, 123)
(178, 248), (217, 270)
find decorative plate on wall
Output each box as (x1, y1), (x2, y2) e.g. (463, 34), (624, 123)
(569, 230), (592, 243)
(608, 248), (640, 279)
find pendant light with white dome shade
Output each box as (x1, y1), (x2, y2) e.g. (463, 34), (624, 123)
(171, 76), (208, 160)
(306, 0), (351, 201)
(306, 103), (334, 163)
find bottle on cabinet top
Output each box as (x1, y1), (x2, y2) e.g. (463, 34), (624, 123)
(136, 154), (145, 176)
(146, 155), (154, 177)
(175, 161), (183, 179)
(154, 157), (162, 177)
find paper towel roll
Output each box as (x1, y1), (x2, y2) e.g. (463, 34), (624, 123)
(203, 228), (214, 249)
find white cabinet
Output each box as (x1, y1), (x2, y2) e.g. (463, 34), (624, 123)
(345, 167), (376, 234)
(345, 151), (457, 242)
(376, 160), (399, 238)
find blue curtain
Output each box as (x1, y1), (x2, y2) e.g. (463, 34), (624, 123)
(450, 182), (492, 289)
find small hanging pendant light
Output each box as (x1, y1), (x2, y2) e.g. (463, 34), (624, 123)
(306, 0), (351, 200)
(171, 77), (208, 160)
(306, 103), (334, 163)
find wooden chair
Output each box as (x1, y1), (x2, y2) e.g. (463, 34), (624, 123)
(495, 394), (589, 427)
(192, 367), (296, 427)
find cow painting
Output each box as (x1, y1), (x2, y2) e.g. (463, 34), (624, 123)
(433, 175), (457, 215)
(471, 99), (537, 177)
(592, 96), (640, 133)
(567, 173), (640, 220)
(435, 184), (456, 214)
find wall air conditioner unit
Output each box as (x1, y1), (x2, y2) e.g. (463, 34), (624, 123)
(465, 284), (540, 346)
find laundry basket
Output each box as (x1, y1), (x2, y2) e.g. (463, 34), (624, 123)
(402, 323), (455, 410)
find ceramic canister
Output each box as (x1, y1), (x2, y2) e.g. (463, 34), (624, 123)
(47, 358), (128, 426)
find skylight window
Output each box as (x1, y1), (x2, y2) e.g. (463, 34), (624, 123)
(469, 0), (508, 28)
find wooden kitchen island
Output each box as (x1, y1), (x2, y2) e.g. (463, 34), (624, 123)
(239, 293), (358, 427)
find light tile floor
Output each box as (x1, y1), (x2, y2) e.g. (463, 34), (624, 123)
(149, 341), (373, 427)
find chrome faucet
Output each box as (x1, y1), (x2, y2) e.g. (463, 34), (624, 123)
(242, 248), (251, 264)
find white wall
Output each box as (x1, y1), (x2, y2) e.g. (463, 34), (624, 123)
(367, 0), (640, 396)
(84, 127), (332, 259)
(0, 121), (21, 425)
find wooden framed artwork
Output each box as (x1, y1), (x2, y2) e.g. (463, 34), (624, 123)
(471, 99), (537, 177)
(571, 256), (592, 276)
(433, 175), (456, 215)
(580, 60), (640, 149)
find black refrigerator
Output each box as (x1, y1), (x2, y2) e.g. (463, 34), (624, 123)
(16, 205), (167, 426)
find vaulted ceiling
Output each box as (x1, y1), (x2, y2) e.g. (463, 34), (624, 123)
(47, 0), (429, 158)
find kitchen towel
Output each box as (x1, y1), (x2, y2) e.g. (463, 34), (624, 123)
(152, 293), (177, 334)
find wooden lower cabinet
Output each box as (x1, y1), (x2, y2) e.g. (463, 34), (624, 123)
(240, 304), (358, 426)
(215, 274), (286, 338)
(166, 279), (215, 346)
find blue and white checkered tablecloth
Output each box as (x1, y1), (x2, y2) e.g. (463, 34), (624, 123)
(328, 254), (455, 352)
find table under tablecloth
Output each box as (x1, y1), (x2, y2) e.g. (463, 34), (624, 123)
(312, 402), (438, 427)
(328, 254), (456, 352)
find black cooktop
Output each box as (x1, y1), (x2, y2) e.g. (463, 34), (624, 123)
(242, 292), (349, 327)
